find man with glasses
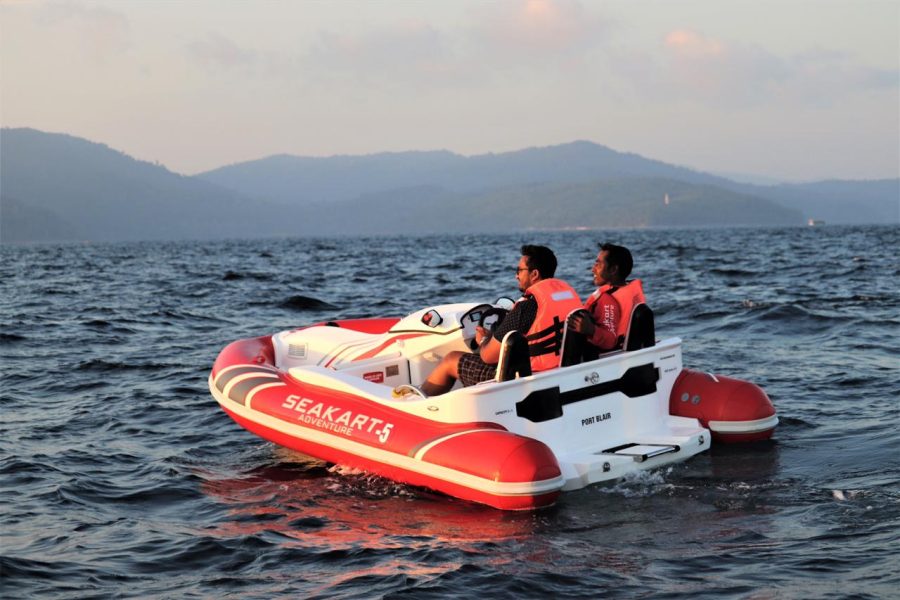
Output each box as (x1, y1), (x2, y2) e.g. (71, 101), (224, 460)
(399, 244), (581, 397)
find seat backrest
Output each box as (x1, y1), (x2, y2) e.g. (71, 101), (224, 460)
(624, 303), (655, 351)
(495, 330), (532, 382)
(559, 308), (589, 367)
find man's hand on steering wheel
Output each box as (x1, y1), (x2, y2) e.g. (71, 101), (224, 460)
(470, 306), (509, 351)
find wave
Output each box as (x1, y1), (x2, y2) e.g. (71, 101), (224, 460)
(81, 319), (139, 335)
(42, 288), (78, 296)
(0, 555), (119, 586)
(279, 295), (338, 311)
(708, 268), (759, 277)
(592, 467), (676, 498)
(75, 359), (171, 372)
(777, 416), (816, 429)
(0, 332), (26, 344)
(145, 308), (234, 325)
(222, 270), (274, 281)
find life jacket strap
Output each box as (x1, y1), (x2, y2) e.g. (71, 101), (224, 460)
(525, 316), (564, 357)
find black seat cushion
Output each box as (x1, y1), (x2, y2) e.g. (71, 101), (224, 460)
(624, 304), (655, 351)
(497, 331), (532, 381)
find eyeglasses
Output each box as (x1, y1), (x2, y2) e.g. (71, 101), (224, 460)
(516, 267), (531, 273)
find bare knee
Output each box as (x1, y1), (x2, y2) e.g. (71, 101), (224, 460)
(422, 350), (467, 396)
(442, 350), (465, 379)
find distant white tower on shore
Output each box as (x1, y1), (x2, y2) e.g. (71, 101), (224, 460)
(664, 193), (670, 206)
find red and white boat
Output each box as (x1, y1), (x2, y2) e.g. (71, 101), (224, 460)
(209, 302), (777, 510)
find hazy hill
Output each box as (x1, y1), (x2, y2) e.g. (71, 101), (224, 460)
(307, 178), (801, 235)
(197, 140), (729, 205)
(0, 195), (83, 242)
(458, 178), (800, 229)
(2, 127), (895, 243)
(199, 140), (898, 226)
(744, 179), (899, 224)
(0, 128), (294, 242)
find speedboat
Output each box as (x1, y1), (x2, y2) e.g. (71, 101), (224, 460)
(209, 301), (777, 510)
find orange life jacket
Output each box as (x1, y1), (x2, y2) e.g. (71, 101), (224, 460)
(586, 279), (647, 346)
(522, 278), (583, 372)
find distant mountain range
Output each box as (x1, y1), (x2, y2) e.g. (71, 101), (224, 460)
(2, 127), (897, 243)
(0, 129), (291, 243)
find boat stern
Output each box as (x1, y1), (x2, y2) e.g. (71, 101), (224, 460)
(556, 420), (710, 490)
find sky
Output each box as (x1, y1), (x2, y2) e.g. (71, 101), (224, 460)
(1, 0), (898, 182)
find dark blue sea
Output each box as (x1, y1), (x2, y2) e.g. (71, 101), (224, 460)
(2, 225), (898, 599)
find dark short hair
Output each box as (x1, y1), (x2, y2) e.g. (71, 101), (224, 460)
(600, 243), (633, 279)
(521, 244), (557, 279)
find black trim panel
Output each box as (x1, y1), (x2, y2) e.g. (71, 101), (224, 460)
(516, 363), (660, 423)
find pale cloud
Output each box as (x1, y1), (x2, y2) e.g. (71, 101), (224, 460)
(479, 0), (599, 52)
(659, 29), (787, 103)
(34, 1), (130, 60)
(788, 49), (898, 104)
(186, 32), (258, 70)
(622, 28), (897, 108)
(301, 0), (610, 88)
(306, 19), (454, 85)
(665, 29), (725, 58)
(468, 0), (610, 63)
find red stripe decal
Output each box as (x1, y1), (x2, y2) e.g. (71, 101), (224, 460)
(323, 344), (354, 368)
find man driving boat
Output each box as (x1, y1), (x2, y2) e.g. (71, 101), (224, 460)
(396, 245), (581, 397)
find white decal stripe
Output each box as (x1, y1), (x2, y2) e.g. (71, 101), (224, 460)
(708, 415), (779, 433)
(246, 382), (287, 409)
(209, 376), (564, 498)
(223, 372), (280, 398)
(413, 429), (505, 461)
(215, 364), (278, 390)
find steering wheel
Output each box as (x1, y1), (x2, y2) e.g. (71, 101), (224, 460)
(478, 307), (509, 335)
(469, 307), (508, 351)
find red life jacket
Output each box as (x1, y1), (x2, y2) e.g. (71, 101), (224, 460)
(522, 278), (583, 372)
(587, 279), (647, 346)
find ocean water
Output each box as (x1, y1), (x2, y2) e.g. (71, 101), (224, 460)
(1, 225), (898, 599)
